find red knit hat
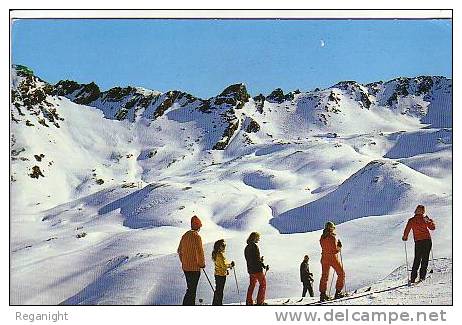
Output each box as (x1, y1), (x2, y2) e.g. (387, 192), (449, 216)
(191, 215), (202, 230)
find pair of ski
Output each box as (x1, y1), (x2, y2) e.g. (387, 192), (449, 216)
(279, 289), (374, 305)
(407, 275), (431, 287)
(281, 298), (305, 304)
(305, 275), (432, 306)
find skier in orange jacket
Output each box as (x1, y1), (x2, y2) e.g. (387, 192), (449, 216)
(402, 205), (436, 283)
(319, 221), (345, 302)
(177, 215), (205, 305)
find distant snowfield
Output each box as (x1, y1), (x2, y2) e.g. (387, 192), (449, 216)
(10, 69), (452, 305)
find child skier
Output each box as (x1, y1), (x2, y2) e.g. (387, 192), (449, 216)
(211, 239), (235, 305)
(319, 221), (345, 302)
(244, 232), (269, 305)
(177, 215), (205, 305)
(402, 205), (436, 283)
(300, 255), (314, 297)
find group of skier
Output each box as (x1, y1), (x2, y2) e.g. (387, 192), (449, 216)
(177, 204), (436, 305)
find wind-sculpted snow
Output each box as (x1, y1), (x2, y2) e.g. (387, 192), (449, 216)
(254, 144), (288, 156)
(242, 170), (296, 190)
(270, 160), (448, 234)
(384, 129), (452, 159)
(398, 151), (452, 180)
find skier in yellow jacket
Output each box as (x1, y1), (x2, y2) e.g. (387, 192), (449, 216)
(177, 215), (205, 305)
(211, 239), (235, 305)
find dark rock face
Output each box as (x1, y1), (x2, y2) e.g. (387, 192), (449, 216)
(207, 84), (251, 150)
(213, 119), (240, 150)
(328, 91), (341, 104)
(245, 118), (261, 133)
(138, 94), (159, 109)
(334, 81), (371, 109)
(366, 81), (383, 96)
(115, 96), (141, 120)
(359, 92), (372, 109)
(29, 166), (44, 179)
(54, 80), (81, 96)
(55, 80), (101, 105)
(253, 94), (265, 113)
(197, 100), (212, 113)
(387, 78), (410, 106)
(105, 86), (135, 102)
(34, 154), (45, 162)
(265, 88), (298, 104)
(73, 82), (101, 105)
(266, 88), (285, 104)
(12, 69), (63, 128)
(153, 91), (182, 119)
(214, 83), (250, 110)
(323, 91), (342, 114)
(284, 92), (295, 101)
(415, 76), (434, 96)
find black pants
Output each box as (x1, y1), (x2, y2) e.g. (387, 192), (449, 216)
(212, 275), (227, 305)
(411, 239), (432, 282)
(302, 281), (314, 297)
(183, 271), (201, 305)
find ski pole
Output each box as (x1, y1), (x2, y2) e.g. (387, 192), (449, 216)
(430, 246), (435, 273)
(404, 241), (410, 284)
(340, 251), (347, 294)
(232, 267), (242, 305)
(202, 268), (215, 293)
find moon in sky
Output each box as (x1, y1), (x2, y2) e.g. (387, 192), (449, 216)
(320, 40), (325, 47)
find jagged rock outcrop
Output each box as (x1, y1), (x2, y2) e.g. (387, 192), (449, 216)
(266, 88), (285, 104)
(11, 65), (63, 128)
(153, 91), (182, 119)
(210, 84), (250, 150)
(265, 88), (299, 104)
(245, 118), (261, 133)
(213, 83), (250, 110)
(253, 94), (265, 113)
(54, 80), (101, 105)
(11, 64), (452, 152)
(333, 80), (372, 109)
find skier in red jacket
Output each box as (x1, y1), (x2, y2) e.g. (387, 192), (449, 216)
(402, 205), (436, 283)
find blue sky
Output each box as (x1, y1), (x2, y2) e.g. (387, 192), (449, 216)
(12, 19), (452, 98)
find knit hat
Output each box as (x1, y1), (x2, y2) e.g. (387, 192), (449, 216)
(191, 215), (202, 230)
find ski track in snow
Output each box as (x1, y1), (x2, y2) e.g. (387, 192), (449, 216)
(10, 68), (452, 305)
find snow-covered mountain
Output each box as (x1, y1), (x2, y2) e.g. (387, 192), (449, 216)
(10, 64), (452, 305)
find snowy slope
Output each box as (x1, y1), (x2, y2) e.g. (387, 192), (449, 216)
(265, 257), (452, 305)
(10, 65), (452, 305)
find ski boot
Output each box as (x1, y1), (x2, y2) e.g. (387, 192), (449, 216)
(320, 292), (331, 302)
(334, 290), (346, 299)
